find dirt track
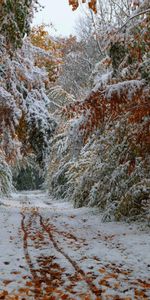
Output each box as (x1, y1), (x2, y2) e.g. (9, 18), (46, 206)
(0, 191), (150, 299)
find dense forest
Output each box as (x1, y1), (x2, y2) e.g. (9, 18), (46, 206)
(0, 0), (150, 222)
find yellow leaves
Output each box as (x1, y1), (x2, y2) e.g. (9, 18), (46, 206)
(29, 25), (62, 82)
(30, 25), (56, 52)
(30, 25), (61, 58)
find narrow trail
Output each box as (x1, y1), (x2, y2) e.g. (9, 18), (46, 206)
(0, 191), (150, 300)
(21, 211), (43, 300)
(39, 213), (102, 298)
(20, 208), (101, 299)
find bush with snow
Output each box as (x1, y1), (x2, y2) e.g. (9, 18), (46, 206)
(47, 2), (150, 222)
(0, 154), (12, 196)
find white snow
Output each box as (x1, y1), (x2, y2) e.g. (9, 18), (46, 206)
(0, 191), (149, 299)
(105, 80), (145, 101)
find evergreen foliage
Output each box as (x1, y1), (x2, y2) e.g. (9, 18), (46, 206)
(0, 0), (36, 49)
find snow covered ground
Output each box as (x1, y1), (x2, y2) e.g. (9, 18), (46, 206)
(0, 191), (149, 299)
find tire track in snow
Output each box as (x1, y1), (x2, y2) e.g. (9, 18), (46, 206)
(20, 208), (102, 298)
(21, 211), (42, 299)
(39, 213), (102, 298)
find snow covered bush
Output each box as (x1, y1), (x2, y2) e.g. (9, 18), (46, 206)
(0, 0), (38, 49)
(0, 154), (12, 196)
(1, 39), (57, 168)
(0, 18), (61, 193)
(47, 2), (150, 222)
(49, 115), (150, 221)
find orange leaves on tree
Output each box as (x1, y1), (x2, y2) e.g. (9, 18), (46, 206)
(30, 25), (56, 52)
(69, 0), (97, 13)
(30, 25), (62, 82)
(88, 0), (97, 13)
(62, 90), (105, 142)
(69, 0), (79, 11)
(62, 79), (150, 157)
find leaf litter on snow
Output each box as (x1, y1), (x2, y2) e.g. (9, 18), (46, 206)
(0, 191), (149, 299)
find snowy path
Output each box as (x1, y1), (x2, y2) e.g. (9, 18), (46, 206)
(0, 191), (150, 300)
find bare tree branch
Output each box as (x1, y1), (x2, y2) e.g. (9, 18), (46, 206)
(119, 8), (150, 31)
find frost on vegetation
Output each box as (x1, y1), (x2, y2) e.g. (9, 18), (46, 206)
(48, 113), (150, 222)
(0, 86), (21, 126)
(26, 93), (57, 167)
(0, 154), (12, 196)
(91, 56), (113, 91)
(105, 80), (145, 101)
(0, 0), (38, 49)
(39, 1), (150, 223)
(48, 85), (75, 112)
(0, 0), (149, 221)
(0, 33), (59, 192)
(47, 31), (150, 222)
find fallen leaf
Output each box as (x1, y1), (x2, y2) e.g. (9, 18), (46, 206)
(99, 268), (106, 274)
(61, 294), (69, 299)
(3, 280), (13, 286)
(25, 281), (33, 287)
(99, 279), (111, 287)
(0, 291), (8, 299)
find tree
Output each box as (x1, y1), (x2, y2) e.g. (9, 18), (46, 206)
(47, 0), (150, 221)
(29, 24), (62, 82)
(56, 35), (94, 98)
(0, 9), (61, 193)
(0, 0), (38, 49)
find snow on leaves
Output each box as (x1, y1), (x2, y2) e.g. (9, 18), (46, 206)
(0, 23), (61, 191)
(48, 1), (150, 221)
(62, 79), (149, 150)
(0, 0), (35, 49)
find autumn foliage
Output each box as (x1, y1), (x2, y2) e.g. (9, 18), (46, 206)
(69, 0), (97, 13)
(0, 0), (150, 219)
(62, 5), (150, 154)
(63, 80), (150, 152)
(48, 1), (150, 221)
